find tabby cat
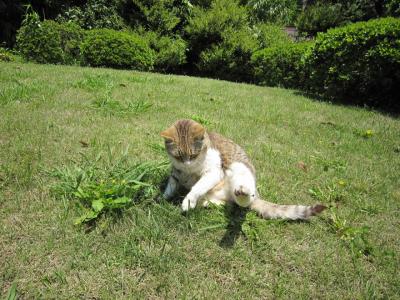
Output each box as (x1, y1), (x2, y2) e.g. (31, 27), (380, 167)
(161, 119), (326, 219)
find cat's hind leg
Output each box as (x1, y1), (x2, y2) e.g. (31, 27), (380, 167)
(200, 180), (229, 207)
(226, 162), (257, 207)
(226, 163), (327, 220)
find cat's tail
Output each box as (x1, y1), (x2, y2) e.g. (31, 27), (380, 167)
(250, 198), (326, 220)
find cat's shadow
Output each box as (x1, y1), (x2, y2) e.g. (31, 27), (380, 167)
(160, 180), (313, 249)
(219, 204), (248, 248)
(159, 181), (310, 248)
(159, 180), (246, 248)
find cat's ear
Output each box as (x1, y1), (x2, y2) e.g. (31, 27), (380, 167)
(191, 123), (205, 140)
(160, 127), (175, 143)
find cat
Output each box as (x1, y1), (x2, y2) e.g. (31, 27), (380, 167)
(161, 119), (326, 220)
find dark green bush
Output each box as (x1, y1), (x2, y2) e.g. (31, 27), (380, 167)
(338, 0), (382, 21)
(186, 0), (249, 41)
(252, 23), (292, 49)
(16, 10), (84, 65)
(246, 0), (299, 25)
(190, 0), (213, 8)
(297, 2), (344, 37)
(56, 0), (125, 30)
(304, 17), (400, 111)
(297, 0), (398, 37)
(16, 10), (62, 64)
(143, 31), (187, 72)
(251, 41), (312, 88)
(385, 0), (400, 17)
(126, 0), (191, 35)
(185, 0), (262, 80)
(198, 28), (259, 81)
(186, 2), (294, 81)
(185, 0), (249, 72)
(58, 22), (85, 64)
(80, 29), (155, 70)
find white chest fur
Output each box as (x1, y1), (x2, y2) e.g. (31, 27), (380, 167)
(171, 148), (222, 189)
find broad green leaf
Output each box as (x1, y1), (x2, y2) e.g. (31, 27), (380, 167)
(112, 196), (131, 204)
(108, 196), (131, 208)
(74, 210), (99, 225)
(92, 199), (105, 212)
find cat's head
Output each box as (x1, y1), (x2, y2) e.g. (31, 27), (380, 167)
(161, 119), (207, 165)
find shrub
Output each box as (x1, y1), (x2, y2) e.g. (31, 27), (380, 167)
(297, 2), (344, 37)
(185, 0), (260, 80)
(304, 17), (400, 111)
(126, 0), (191, 35)
(252, 23), (292, 49)
(57, 22), (85, 64)
(252, 41), (312, 88)
(186, 2), (294, 81)
(0, 48), (16, 62)
(185, 0), (249, 69)
(247, 0), (299, 25)
(143, 31), (187, 72)
(80, 29), (155, 70)
(198, 28), (259, 81)
(190, 0), (213, 8)
(17, 10), (62, 64)
(56, 0), (125, 30)
(385, 0), (400, 17)
(297, 0), (398, 37)
(16, 10), (84, 64)
(338, 0), (382, 21)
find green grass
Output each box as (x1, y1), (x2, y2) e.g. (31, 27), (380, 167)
(1, 62), (400, 298)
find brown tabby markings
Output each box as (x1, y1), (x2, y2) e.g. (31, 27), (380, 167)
(162, 119), (254, 173)
(208, 132), (255, 174)
(161, 119), (206, 161)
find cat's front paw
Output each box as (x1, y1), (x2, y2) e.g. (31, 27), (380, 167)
(181, 195), (197, 211)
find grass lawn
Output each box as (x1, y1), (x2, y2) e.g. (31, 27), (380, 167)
(1, 61), (399, 299)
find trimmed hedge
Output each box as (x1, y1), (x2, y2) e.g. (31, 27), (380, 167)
(252, 18), (400, 112)
(17, 18), (84, 65)
(59, 22), (86, 64)
(305, 17), (400, 111)
(14, 8), (400, 112)
(251, 41), (312, 88)
(80, 29), (155, 70)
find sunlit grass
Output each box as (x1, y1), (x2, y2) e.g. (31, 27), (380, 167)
(1, 61), (399, 298)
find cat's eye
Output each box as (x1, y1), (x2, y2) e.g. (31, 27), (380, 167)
(190, 154), (198, 160)
(173, 154), (183, 161)
(193, 139), (203, 151)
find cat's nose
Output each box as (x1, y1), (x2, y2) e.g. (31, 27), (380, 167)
(184, 160), (191, 165)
